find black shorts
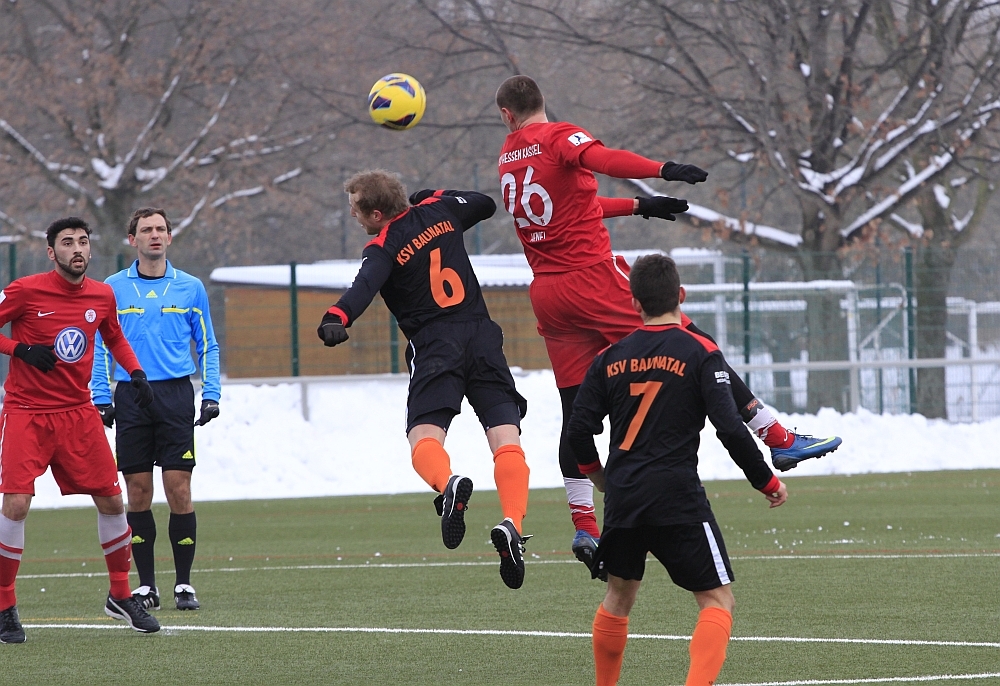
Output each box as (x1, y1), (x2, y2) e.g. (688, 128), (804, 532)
(114, 377), (196, 474)
(404, 318), (527, 434)
(593, 520), (734, 592)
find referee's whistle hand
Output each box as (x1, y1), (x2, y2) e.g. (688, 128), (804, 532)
(764, 481), (787, 508)
(129, 369), (154, 409)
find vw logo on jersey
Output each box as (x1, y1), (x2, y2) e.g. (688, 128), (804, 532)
(54, 327), (88, 363)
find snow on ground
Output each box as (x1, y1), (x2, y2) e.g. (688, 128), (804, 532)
(32, 371), (1000, 509)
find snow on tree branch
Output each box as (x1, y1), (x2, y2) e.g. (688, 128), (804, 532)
(140, 77), (236, 193)
(628, 179), (801, 248)
(173, 174), (218, 238)
(0, 206), (28, 235)
(210, 185), (265, 208)
(0, 118), (97, 203)
(273, 167), (301, 184)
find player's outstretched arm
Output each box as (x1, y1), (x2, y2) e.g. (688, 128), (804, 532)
(659, 161), (708, 184)
(579, 145), (708, 184)
(597, 196), (689, 221)
(409, 189), (496, 230)
(318, 246), (394, 347)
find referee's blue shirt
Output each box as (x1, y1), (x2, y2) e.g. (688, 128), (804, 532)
(91, 260), (221, 405)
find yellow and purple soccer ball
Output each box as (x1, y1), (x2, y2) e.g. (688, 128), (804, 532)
(367, 73), (426, 130)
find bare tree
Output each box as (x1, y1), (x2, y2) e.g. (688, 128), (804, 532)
(0, 0), (363, 263)
(399, 0), (1000, 411)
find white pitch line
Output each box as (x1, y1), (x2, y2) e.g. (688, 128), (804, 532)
(18, 623), (1000, 648)
(724, 674), (1000, 686)
(18, 551), (1000, 580)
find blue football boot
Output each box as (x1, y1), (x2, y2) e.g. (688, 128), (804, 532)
(571, 530), (599, 570)
(770, 433), (842, 472)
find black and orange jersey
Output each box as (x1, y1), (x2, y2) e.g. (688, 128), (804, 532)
(567, 323), (776, 528)
(328, 191), (494, 339)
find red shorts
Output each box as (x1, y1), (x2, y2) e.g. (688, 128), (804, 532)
(0, 406), (121, 497)
(530, 256), (643, 388)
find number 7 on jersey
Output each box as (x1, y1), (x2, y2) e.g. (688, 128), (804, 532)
(620, 381), (663, 451)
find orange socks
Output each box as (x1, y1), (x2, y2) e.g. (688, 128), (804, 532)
(493, 444), (529, 533)
(411, 437), (452, 493)
(685, 607), (733, 686)
(593, 603), (629, 686)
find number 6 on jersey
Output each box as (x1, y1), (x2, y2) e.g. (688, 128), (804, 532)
(429, 248), (465, 308)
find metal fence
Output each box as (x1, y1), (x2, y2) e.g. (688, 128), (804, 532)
(3, 243), (1000, 423)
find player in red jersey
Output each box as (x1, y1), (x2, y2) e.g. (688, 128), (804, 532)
(495, 75), (841, 568)
(0, 217), (160, 642)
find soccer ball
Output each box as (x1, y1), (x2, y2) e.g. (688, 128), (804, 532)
(367, 73), (426, 130)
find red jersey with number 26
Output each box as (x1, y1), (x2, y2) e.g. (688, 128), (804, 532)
(0, 270), (141, 412)
(498, 121), (608, 274)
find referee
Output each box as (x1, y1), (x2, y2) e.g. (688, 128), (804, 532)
(91, 208), (220, 612)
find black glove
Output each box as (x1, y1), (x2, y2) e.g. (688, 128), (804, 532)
(408, 189), (435, 205)
(317, 313), (349, 347)
(660, 161), (708, 184)
(195, 399), (220, 426)
(636, 196), (689, 221)
(130, 369), (154, 409)
(13, 343), (57, 372)
(95, 403), (115, 428)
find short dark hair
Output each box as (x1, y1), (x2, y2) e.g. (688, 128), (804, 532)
(128, 208), (172, 236)
(496, 76), (545, 118)
(45, 216), (91, 247)
(344, 169), (409, 219)
(630, 254), (681, 317)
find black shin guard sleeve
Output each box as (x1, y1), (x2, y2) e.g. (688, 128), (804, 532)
(559, 385), (594, 479)
(126, 509), (157, 589)
(168, 511), (197, 587)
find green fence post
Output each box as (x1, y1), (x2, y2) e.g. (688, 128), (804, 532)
(116, 253), (125, 272)
(8, 242), (15, 285)
(905, 247), (916, 413)
(389, 313), (399, 373)
(473, 162), (482, 255)
(875, 244), (884, 414)
(290, 261), (300, 377)
(742, 250), (751, 384)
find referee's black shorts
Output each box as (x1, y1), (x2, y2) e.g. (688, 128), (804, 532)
(404, 317), (527, 434)
(114, 377), (196, 474)
(592, 520), (735, 592)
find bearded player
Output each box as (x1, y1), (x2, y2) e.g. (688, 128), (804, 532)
(495, 75), (841, 567)
(0, 217), (159, 642)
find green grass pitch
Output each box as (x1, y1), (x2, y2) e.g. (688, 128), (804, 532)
(4, 470), (999, 685)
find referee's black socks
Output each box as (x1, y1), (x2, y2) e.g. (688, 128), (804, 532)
(126, 509), (157, 590)
(169, 511), (197, 587)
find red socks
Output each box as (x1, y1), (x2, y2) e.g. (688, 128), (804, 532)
(99, 513), (133, 600)
(0, 514), (25, 610)
(572, 504), (601, 538)
(685, 607), (733, 686)
(592, 603), (629, 686)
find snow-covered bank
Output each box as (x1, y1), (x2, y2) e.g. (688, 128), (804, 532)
(32, 371), (1000, 508)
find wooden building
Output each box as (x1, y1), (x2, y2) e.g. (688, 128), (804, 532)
(211, 254), (550, 378)
(210, 250), (717, 379)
